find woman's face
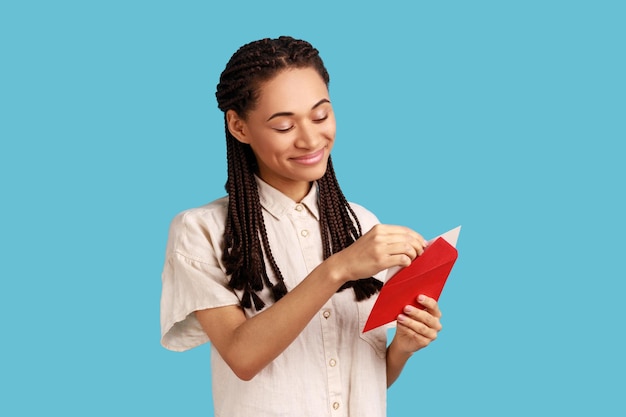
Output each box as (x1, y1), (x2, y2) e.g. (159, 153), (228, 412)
(227, 67), (336, 202)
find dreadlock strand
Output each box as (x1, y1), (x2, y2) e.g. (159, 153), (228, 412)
(319, 159), (382, 298)
(257, 206), (289, 299)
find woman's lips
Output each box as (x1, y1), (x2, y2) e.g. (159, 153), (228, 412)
(290, 148), (325, 165)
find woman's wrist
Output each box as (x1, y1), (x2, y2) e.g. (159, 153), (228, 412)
(388, 337), (414, 360)
(319, 253), (351, 286)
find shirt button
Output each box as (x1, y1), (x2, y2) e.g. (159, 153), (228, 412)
(333, 402), (340, 410)
(322, 310), (331, 319)
(301, 229), (309, 237)
(329, 359), (337, 367)
(295, 204), (304, 212)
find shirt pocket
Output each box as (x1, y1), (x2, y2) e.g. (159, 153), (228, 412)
(357, 296), (388, 359)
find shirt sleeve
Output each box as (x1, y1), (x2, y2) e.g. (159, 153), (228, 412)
(160, 205), (240, 352)
(348, 202), (379, 230)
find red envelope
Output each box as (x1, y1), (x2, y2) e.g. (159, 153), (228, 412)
(363, 236), (459, 332)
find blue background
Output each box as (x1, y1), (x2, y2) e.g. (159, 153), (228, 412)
(1, 1), (624, 415)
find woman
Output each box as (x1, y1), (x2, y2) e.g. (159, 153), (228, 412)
(160, 36), (442, 416)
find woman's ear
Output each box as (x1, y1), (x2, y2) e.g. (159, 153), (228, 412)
(226, 110), (250, 144)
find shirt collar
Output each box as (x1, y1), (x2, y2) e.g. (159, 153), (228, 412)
(255, 176), (320, 221)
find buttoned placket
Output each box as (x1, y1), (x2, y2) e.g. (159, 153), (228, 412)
(290, 204), (319, 272)
(320, 300), (344, 415)
(290, 203), (345, 415)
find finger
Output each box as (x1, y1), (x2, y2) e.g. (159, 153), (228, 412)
(402, 229), (427, 251)
(412, 232), (428, 249)
(385, 253), (413, 268)
(402, 304), (443, 331)
(371, 225), (427, 257)
(397, 313), (439, 340)
(405, 231), (427, 255)
(397, 322), (433, 349)
(389, 230), (427, 256)
(417, 295), (442, 319)
(386, 242), (418, 261)
(378, 225), (426, 245)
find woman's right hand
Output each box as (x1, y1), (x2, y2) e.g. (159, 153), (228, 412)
(327, 224), (428, 283)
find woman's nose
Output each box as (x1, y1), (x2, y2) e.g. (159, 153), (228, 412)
(294, 122), (321, 149)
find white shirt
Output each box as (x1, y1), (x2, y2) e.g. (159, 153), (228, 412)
(161, 178), (389, 417)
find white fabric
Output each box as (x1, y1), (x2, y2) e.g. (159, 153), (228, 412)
(160, 177), (389, 417)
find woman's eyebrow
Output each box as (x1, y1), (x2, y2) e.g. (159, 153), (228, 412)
(266, 98), (331, 121)
(311, 98), (331, 109)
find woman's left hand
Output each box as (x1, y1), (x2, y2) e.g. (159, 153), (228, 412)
(393, 295), (443, 354)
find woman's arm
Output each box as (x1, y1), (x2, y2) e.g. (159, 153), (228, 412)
(386, 295), (443, 387)
(195, 224), (427, 381)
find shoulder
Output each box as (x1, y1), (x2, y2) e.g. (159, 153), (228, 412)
(348, 201), (380, 232)
(170, 196), (229, 228)
(166, 196), (229, 261)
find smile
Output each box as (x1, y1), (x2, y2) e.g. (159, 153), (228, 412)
(290, 148), (325, 165)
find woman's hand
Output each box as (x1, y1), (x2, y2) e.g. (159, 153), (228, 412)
(385, 295), (442, 386)
(393, 295), (443, 354)
(327, 224), (428, 284)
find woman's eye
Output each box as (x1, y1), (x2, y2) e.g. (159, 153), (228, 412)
(313, 114), (328, 123)
(273, 125), (293, 132)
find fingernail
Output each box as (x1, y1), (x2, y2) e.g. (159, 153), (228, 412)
(397, 314), (407, 322)
(404, 305), (415, 314)
(417, 295), (425, 303)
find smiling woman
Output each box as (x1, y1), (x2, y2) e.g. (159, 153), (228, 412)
(226, 68), (336, 202)
(159, 36), (441, 417)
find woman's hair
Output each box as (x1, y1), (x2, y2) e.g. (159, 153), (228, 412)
(215, 36), (382, 311)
